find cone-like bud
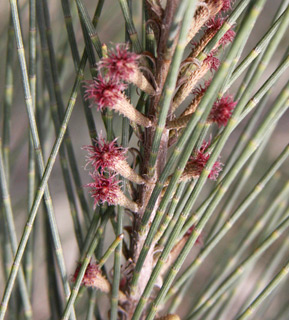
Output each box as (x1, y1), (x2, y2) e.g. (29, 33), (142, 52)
(189, 17), (235, 61)
(182, 80), (211, 116)
(98, 43), (155, 95)
(208, 95), (237, 127)
(84, 76), (152, 127)
(182, 140), (223, 181)
(83, 137), (148, 184)
(85, 173), (139, 212)
(172, 59), (218, 112)
(168, 90), (236, 129)
(72, 262), (127, 302)
(164, 140), (222, 185)
(72, 262), (110, 293)
(186, 0), (224, 46)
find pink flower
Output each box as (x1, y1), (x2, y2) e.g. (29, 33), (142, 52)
(85, 173), (121, 207)
(83, 75), (152, 127)
(83, 75), (127, 111)
(83, 137), (126, 173)
(72, 262), (100, 287)
(205, 17), (224, 30)
(219, 28), (235, 47)
(187, 141), (223, 180)
(209, 95), (237, 127)
(204, 53), (220, 71)
(192, 80), (211, 96)
(98, 43), (140, 81)
(206, 17), (235, 48)
(221, 0), (232, 12)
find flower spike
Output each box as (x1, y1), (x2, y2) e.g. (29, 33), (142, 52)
(184, 140), (223, 181)
(85, 173), (139, 212)
(84, 76), (152, 127)
(98, 43), (156, 95)
(83, 137), (148, 184)
(83, 137), (126, 174)
(72, 262), (110, 292)
(208, 95), (237, 127)
(164, 141), (222, 186)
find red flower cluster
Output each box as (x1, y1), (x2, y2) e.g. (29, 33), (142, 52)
(204, 53), (220, 72)
(72, 262), (100, 287)
(83, 137), (126, 174)
(188, 141), (223, 180)
(192, 80), (211, 96)
(221, 0), (233, 12)
(85, 172), (121, 208)
(206, 17), (236, 48)
(209, 95), (237, 127)
(84, 75), (126, 111)
(98, 43), (139, 81)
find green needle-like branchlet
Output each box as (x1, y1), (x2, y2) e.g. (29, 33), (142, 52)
(236, 259), (289, 320)
(186, 207), (289, 320)
(0, 141), (33, 319)
(1, 1), (288, 318)
(0, 1), (76, 319)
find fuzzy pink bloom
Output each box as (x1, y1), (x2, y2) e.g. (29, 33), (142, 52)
(188, 141), (223, 180)
(209, 95), (237, 127)
(204, 53), (220, 71)
(98, 43), (139, 81)
(205, 17), (224, 30)
(219, 28), (235, 47)
(192, 80), (211, 96)
(85, 173), (121, 207)
(83, 75), (127, 111)
(221, 0), (232, 12)
(72, 262), (100, 287)
(206, 17), (235, 48)
(83, 137), (126, 173)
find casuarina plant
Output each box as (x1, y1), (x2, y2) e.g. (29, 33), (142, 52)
(0, 0), (289, 319)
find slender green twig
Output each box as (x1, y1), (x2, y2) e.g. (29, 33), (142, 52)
(155, 181), (188, 246)
(99, 233), (124, 268)
(0, 141), (33, 319)
(167, 131), (274, 312)
(25, 0), (37, 301)
(44, 211), (63, 319)
(187, 181), (289, 315)
(37, 0), (84, 246)
(1, 11), (16, 318)
(208, 125), (273, 240)
(60, 0), (80, 71)
(1, 1), (76, 319)
(186, 208), (289, 320)
(237, 233), (289, 316)
(236, 259), (289, 320)
(61, 213), (113, 320)
(74, 0), (102, 57)
(118, 0), (142, 53)
(223, 4), (289, 96)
